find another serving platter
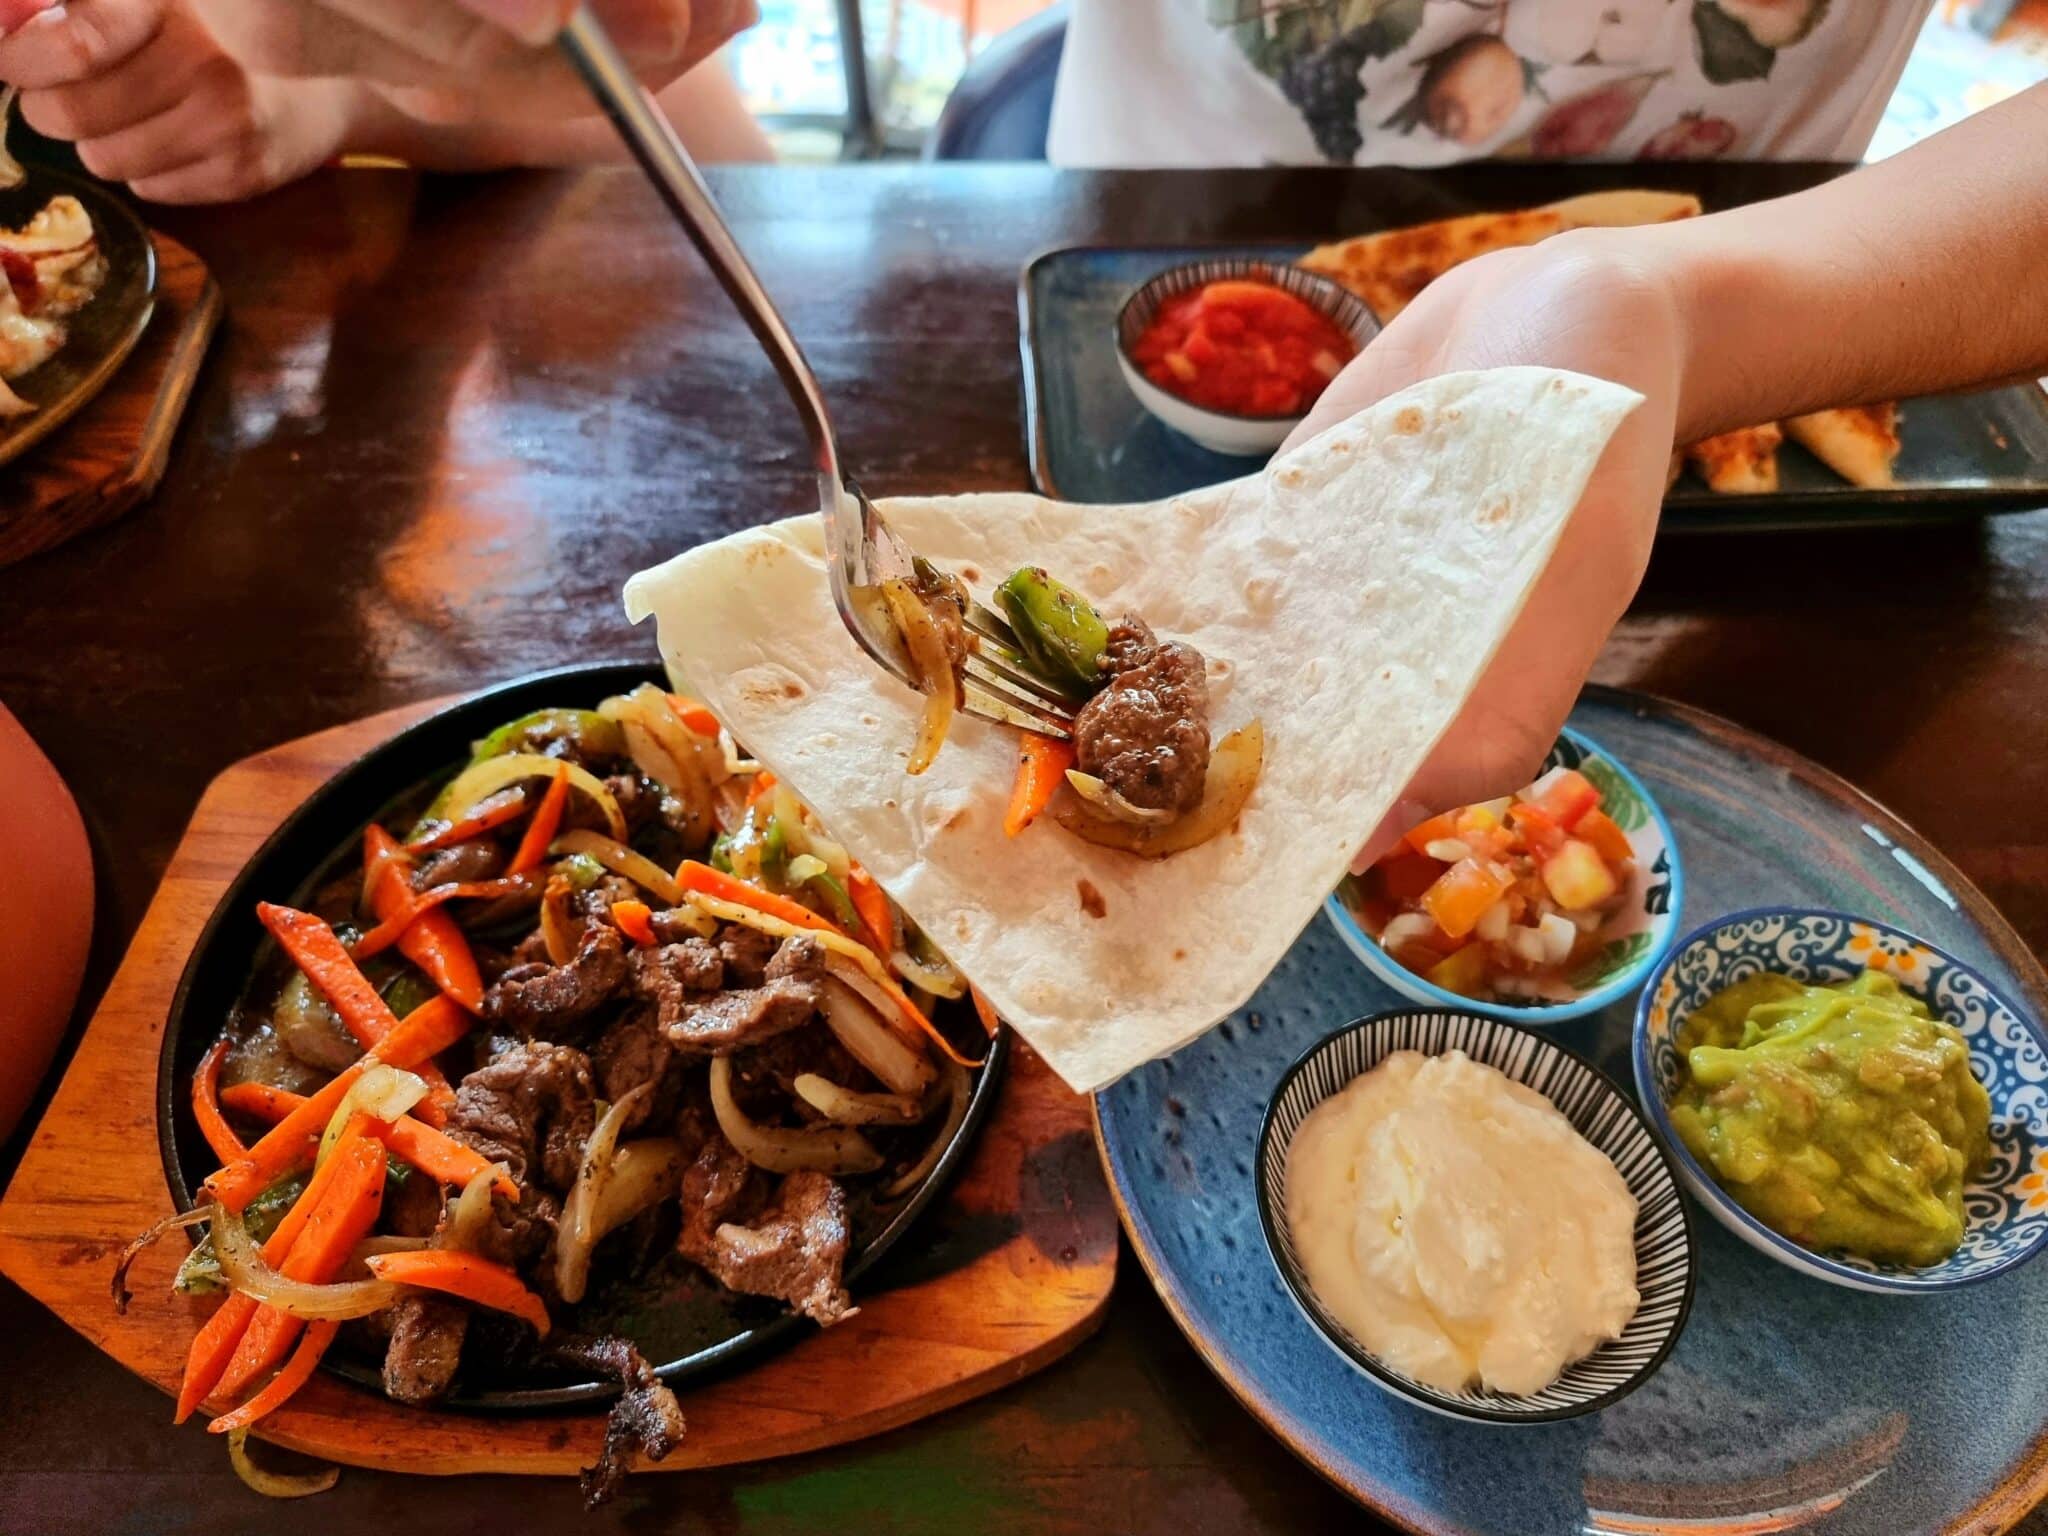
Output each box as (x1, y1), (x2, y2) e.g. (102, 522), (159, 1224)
(0, 166), (157, 469)
(1021, 244), (2048, 532)
(157, 661), (1007, 1408)
(1093, 685), (2048, 1535)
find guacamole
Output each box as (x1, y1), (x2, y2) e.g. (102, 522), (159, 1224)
(1671, 969), (1990, 1266)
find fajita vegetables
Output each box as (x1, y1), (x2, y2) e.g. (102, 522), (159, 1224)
(626, 368), (1644, 1092)
(126, 688), (987, 1505)
(1340, 766), (1636, 1004)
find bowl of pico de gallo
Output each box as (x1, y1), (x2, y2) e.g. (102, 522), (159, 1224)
(1325, 727), (1684, 1024)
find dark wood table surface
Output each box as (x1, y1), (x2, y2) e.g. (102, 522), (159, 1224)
(3, 162), (2046, 1535)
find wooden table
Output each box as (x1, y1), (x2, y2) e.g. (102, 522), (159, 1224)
(2, 163), (2045, 1534)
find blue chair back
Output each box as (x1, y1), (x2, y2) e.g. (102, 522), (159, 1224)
(925, 4), (1069, 161)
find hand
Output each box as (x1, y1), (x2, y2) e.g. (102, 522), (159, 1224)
(0, 0), (360, 203)
(1284, 230), (1686, 871)
(188, 0), (758, 121)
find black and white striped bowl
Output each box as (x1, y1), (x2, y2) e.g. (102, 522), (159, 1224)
(1255, 1010), (1697, 1424)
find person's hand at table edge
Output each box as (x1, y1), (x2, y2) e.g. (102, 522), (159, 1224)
(1300, 80), (2048, 871)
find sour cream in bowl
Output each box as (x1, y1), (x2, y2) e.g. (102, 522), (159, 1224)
(1256, 1010), (1695, 1423)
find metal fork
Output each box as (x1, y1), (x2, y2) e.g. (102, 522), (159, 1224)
(558, 10), (1076, 739)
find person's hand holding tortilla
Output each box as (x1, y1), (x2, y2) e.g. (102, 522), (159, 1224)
(1282, 236), (1685, 877)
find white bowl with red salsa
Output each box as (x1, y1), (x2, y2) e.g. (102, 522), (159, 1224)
(1326, 729), (1684, 1023)
(1114, 260), (1381, 456)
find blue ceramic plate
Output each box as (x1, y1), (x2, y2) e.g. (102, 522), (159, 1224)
(1021, 244), (2048, 531)
(1093, 685), (2048, 1535)
(1636, 908), (2048, 1294)
(1259, 1010), (1695, 1422)
(1325, 727), (1683, 1023)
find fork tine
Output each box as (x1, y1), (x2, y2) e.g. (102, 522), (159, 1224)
(965, 643), (1082, 710)
(962, 684), (1081, 741)
(963, 666), (1074, 738)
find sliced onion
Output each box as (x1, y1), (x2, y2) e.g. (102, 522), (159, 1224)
(540, 877), (577, 965)
(889, 938), (964, 1001)
(820, 973), (934, 1096)
(882, 1057), (970, 1199)
(587, 1139), (685, 1250)
(228, 1429), (339, 1499)
(444, 1164), (503, 1253)
(785, 853), (828, 885)
(1065, 769), (1174, 826)
(211, 1201), (400, 1320)
(709, 1057), (882, 1175)
(111, 1205), (212, 1312)
(549, 828), (682, 906)
(316, 1065), (427, 1170)
(556, 1083), (651, 1304)
(1052, 719), (1263, 860)
(437, 752), (625, 842)
(880, 576), (957, 776)
(793, 1073), (926, 1125)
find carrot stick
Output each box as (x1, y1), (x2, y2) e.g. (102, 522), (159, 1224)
(362, 825), (485, 1016)
(175, 1112), (379, 1423)
(508, 763), (570, 876)
(846, 864), (894, 953)
(610, 899), (656, 947)
(1004, 735), (1075, 838)
(676, 860), (847, 938)
(206, 1319), (338, 1435)
(216, 1133), (386, 1399)
(220, 1081), (517, 1202)
(363, 1250), (551, 1336)
(969, 985), (1001, 1039)
(667, 694), (721, 737)
(193, 1039), (247, 1163)
(407, 787), (527, 851)
(348, 872), (540, 961)
(206, 996), (473, 1210)
(743, 770), (777, 811)
(257, 903), (402, 1051)
(176, 1293), (259, 1425)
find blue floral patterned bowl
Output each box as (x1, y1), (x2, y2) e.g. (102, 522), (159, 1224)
(1256, 1009), (1696, 1423)
(1634, 908), (2048, 1294)
(1324, 727), (1683, 1024)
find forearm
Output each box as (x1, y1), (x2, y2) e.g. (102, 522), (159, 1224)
(1618, 81), (2048, 442)
(347, 55), (773, 169)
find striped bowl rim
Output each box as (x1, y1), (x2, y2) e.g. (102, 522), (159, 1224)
(1256, 1009), (1697, 1423)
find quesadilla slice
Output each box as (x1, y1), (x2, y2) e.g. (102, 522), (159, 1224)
(1783, 404), (1901, 489)
(1299, 190), (1701, 322)
(626, 368), (1640, 1091)
(1684, 422), (1783, 494)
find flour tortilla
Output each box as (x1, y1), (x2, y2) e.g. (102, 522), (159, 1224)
(624, 368), (1640, 1092)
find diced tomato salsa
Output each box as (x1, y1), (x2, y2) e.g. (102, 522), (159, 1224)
(1130, 278), (1357, 418)
(1341, 767), (1636, 1005)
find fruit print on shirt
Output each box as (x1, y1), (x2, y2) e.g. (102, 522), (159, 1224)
(1207, 0), (1831, 164)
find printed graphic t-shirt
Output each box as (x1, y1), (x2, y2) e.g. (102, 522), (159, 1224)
(1048, 0), (1933, 166)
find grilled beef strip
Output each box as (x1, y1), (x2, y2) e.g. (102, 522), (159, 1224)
(540, 1333), (688, 1506)
(480, 921), (629, 1038)
(683, 1171), (852, 1326)
(382, 1294), (468, 1405)
(631, 933), (826, 1054)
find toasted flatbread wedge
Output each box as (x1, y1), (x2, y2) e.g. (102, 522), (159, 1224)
(1299, 190), (1701, 322)
(1684, 423), (1783, 494)
(1783, 405), (1901, 489)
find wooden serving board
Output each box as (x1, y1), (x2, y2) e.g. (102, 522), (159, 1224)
(0, 230), (221, 568)
(0, 696), (1117, 1475)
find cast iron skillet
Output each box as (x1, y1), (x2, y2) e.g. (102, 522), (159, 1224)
(158, 661), (1008, 1408)
(0, 166), (157, 469)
